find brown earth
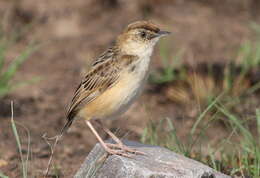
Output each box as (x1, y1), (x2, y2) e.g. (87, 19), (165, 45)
(0, 0), (260, 177)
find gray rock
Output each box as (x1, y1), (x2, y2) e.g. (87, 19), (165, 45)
(74, 140), (230, 178)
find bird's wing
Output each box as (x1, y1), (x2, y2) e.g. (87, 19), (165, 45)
(67, 60), (119, 120)
(61, 52), (138, 134)
(92, 47), (118, 66)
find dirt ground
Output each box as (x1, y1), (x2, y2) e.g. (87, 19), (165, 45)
(0, 0), (260, 177)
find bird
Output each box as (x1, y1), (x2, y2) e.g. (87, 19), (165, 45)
(61, 20), (170, 157)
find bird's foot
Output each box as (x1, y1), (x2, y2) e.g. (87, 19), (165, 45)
(105, 143), (146, 156)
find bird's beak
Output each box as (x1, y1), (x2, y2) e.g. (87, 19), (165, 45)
(151, 30), (171, 39)
(157, 30), (171, 37)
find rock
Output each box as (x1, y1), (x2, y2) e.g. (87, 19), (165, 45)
(74, 140), (230, 178)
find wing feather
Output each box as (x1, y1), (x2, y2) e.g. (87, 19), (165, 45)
(60, 51), (138, 134)
(67, 63), (119, 118)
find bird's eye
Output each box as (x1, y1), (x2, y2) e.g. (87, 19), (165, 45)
(140, 31), (146, 38)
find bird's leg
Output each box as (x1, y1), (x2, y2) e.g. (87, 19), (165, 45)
(94, 120), (123, 144)
(94, 120), (145, 155)
(85, 120), (131, 157)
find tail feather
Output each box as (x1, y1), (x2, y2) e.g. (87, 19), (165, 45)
(60, 109), (78, 136)
(60, 119), (73, 136)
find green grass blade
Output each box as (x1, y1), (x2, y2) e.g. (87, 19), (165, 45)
(10, 101), (27, 178)
(216, 104), (254, 145)
(256, 109), (260, 140)
(246, 81), (260, 95)
(189, 112), (218, 152)
(0, 45), (36, 85)
(191, 93), (223, 135)
(141, 127), (148, 143)
(166, 117), (184, 153)
(0, 41), (7, 72)
(15, 122), (31, 178)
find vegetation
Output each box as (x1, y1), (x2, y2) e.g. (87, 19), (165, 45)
(141, 100), (260, 177)
(149, 40), (186, 84)
(143, 24), (260, 177)
(10, 102), (30, 178)
(0, 26), (37, 99)
(1, 7), (260, 177)
(0, 25), (38, 177)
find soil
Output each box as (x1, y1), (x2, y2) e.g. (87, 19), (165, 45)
(0, 0), (260, 177)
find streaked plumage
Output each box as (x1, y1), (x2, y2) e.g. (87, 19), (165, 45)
(61, 20), (170, 157)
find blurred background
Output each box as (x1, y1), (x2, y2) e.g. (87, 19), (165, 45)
(0, 0), (260, 177)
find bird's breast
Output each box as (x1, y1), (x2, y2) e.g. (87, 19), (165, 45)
(102, 57), (150, 118)
(80, 56), (151, 120)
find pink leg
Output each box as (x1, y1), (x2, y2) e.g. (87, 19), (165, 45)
(94, 120), (146, 155)
(85, 121), (132, 157)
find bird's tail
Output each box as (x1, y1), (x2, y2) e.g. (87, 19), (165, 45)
(60, 108), (78, 136)
(60, 119), (73, 136)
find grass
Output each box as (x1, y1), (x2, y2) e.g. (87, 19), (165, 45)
(0, 25), (38, 99)
(217, 106), (260, 176)
(149, 40), (186, 84)
(0, 23), (40, 177)
(141, 98), (260, 177)
(1, 17), (259, 178)
(143, 23), (260, 177)
(149, 23), (260, 107)
(237, 23), (260, 74)
(10, 101), (31, 178)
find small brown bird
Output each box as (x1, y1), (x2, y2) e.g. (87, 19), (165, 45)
(61, 21), (170, 156)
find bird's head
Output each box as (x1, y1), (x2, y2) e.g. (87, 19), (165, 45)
(117, 21), (170, 57)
